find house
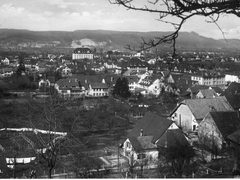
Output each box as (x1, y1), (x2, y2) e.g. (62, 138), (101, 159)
(1, 58), (10, 65)
(73, 75), (103, 90)
(55, 78), (82, 99)
(60, 66), (72, 77)
(0, 67), (14, 78)
(38, 78), (51, 90)
(209, 86), (223, 96)
(87, 83), (109, 97)
(185, 84), (210, 99)
(125, 57), (150, 72)
(191, 71), (226, 88)
(198, 111), (240, 150)
(170, 96), (235, 132)
(72, 48), (93, 60)
(91, 64), (105, 72)
(177, 75), (198, 96)
(102, 74), (118, 89)
(125, 75), (140, 92)
(225, 72), (240, 83)
(225, 82), (240, 95)
(122, 113), (182, 164)
(196, 89), (217, 99)
(129, 105), (148, 119)
(137, 74), (163, 96)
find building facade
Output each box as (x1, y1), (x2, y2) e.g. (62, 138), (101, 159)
(72, 48), (93, 60)
(191, 71), (225, 88)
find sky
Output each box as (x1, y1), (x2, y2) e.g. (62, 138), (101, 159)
(0, 0), (240, 39)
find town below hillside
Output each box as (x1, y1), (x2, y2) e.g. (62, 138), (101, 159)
(1, 29), (240, 52)
(0, 46), (240, 178)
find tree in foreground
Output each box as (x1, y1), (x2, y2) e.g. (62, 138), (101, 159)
(159, 143), (196, 178)
(110, 0), (240, 55)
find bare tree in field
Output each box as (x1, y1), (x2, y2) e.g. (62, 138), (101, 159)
(18, 95), (67, 179)
(109, 0), (240, 55)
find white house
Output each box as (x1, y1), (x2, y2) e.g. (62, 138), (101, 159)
(38, 79), (51, 90)
(225, 73), (240, 83)
(170, 96), (235, 132)
(1, 58), (10, 65)
(72, 47), (93, 60)
(122, 113), (185, 164)
(55, 78), (82, 99)
(191, 71), (225, 88)
(87, 83), (109, 97)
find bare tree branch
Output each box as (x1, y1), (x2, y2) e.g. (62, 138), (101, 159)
(109, 0), (240, 57)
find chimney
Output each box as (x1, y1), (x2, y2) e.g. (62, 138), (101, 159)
(140, 129), (143, 136)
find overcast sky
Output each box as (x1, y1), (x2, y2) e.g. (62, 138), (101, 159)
(1, 0), (240, 39)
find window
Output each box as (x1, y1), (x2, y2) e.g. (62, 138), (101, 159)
(193, 125), (196, 131)
(138, 154), (146, 159)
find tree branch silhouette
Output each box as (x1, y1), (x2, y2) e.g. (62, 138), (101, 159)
(109, 0), (240, 57)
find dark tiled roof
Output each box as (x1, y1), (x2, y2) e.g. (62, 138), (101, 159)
(187, 85), (210, 93)
(128, 135), (157, 152)
(225, 94), (240, 110)
(225, 82), (240, 94)
(228, 130), (240, 145)
(73, 48), (93, 54)
(139, 74), (162, 87)
(197, 89), (217, 98)
(209, 111), (240, 141)
(56, 78), (79, 89)
(156, 129), (189, 148)
(210, 86), (223, 94)
(128, 113), (173, 143)
(175, 96), (234, 120)
(91, 83), (109, 89)
(73, 75), (103, 85)
(192, 71), (224, 78)
(128, 57), (150, 68)
(171, 74), (183, 83)
(125, 75), (139, 84)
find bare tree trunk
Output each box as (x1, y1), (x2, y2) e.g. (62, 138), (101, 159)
(48, 167), (53, 179)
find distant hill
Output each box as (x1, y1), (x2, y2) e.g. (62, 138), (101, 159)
(0, 29), (239, 51)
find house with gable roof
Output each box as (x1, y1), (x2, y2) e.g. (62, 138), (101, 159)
(1, 57), (10, 65)
(122, 113), (187, 164)
(56, 75), (111, 98)
(170, 96), (235, 132)
(196, 89), (218, 99)
(137, 74), (164, 96)
(198, 111), (240, 150)
(87, 83), (109, 97)
(0, 67), (14, 78)
(38, 78), (51, 91)
(55, 78), (82, 99)
(125, 57), (150, 73)
(185, 84), (210, 99)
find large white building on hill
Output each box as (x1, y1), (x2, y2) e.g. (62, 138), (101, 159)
(72, 47), (93, 60)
